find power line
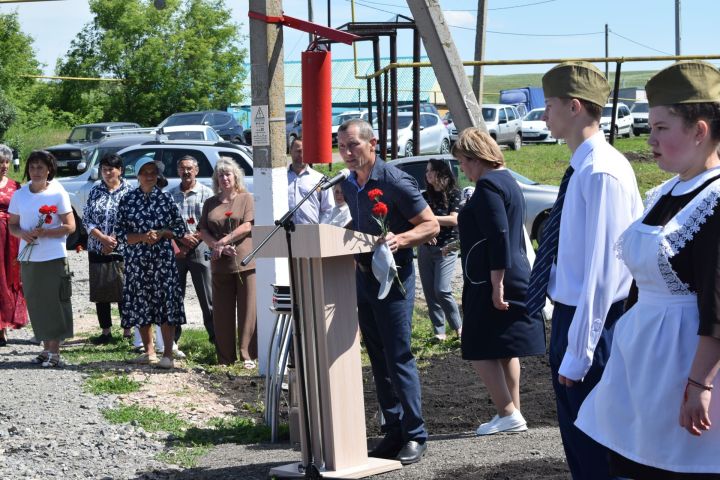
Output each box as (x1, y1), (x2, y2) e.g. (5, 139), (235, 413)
(350, 0), (601, 38)
(609, 29), (673, 56)
(447, 0), (558, 11)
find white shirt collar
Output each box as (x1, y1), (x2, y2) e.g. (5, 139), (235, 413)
(570, 131), (607, 171)
(662, 165), (720, 196)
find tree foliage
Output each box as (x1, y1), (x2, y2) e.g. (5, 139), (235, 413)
(0, 12), (42, 135)
(55, 0), (247, 126)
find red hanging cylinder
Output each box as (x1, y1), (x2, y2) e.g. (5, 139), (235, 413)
(301, 50), (332, 164)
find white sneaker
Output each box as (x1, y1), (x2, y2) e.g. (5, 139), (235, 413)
(172, 343), (186, 359)
(156, 356), (174, 369)
(476, 410), (527, 436)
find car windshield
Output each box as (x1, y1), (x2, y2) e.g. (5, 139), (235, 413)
(286, 111), (296, 123)
(481, 108), (497, 122)
(164, 114), (204, 127)
(631, 102), (649, 113)
(524, 110), (544, 121)
(166, 131), (205, 140)
(372, 116), (413, 130)
(507, 169), (538, 185)
(68, 127), (105, 142)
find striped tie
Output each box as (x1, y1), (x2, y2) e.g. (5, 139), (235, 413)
(525, 165), (575, 317)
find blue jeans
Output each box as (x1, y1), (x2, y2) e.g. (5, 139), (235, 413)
(356, 262), (427, 443)
(417, 245), (462, 335)
(550, 300), (625, 480)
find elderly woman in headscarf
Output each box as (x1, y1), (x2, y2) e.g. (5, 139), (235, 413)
(115, 156), (187, 369)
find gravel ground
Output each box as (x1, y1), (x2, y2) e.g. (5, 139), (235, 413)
(0, 251), (567, 479)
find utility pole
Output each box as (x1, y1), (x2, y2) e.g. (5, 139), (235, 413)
(471, 0), (488, 107)
(605, 24), (609, 79)
(675, 0), (681, 55)
(407, 0), (485, 133)
(249, 0), (290, 374)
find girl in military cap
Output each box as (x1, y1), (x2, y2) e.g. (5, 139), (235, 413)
(577, 61), (720, 479)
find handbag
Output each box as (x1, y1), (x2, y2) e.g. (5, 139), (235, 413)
(89, 259), (124, 303)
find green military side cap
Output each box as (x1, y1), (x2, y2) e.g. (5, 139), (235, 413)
(542, 61), (610, 107)
(646, 61), (720, 107)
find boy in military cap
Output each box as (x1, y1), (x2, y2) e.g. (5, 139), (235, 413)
(525, 61), (642, 479)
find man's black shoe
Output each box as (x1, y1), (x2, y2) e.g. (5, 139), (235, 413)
(368, 435), (403, 459)
(91, 333), (113, 345)
(396, 440), (427, 465)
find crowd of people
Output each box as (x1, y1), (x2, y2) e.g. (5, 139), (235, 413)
(0, 59), (718, 478)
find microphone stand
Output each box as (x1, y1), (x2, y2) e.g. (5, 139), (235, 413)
(242, 175), (329, 480)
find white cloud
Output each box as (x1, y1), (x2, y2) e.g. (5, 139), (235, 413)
(443, 10), (476, 29)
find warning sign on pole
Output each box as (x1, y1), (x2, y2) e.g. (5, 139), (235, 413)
(251, 105), (270, 147)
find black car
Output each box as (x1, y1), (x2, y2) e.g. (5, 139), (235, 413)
(46, 122), (141, 176)
(159, 110), (245, 144)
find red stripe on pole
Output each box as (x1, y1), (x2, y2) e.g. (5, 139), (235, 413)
(302, 50), (332, 165)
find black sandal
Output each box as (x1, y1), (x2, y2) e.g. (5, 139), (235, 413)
(42, 353), (64, 368)
(31, 351), (50, 364)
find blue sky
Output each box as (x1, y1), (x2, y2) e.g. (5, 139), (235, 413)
(2, 0), (719, 76)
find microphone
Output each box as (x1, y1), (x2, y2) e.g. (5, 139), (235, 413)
(320, 168), (350, 190)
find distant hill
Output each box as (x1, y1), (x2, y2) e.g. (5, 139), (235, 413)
(475, 70), (658, 103)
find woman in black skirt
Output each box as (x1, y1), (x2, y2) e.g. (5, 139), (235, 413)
(452, 128), (545, 435)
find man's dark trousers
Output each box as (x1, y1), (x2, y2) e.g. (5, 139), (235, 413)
(356, 262), (427, 444)
(175, 246), (214, 343)
(550, 300), (625, 480)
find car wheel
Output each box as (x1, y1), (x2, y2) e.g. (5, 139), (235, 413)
(510, 133), (522, 151)
(404, 140), (414, 157)
(633, 128), (640, 137)
(439, 138), (450, 154)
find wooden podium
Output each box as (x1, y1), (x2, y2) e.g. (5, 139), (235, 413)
(254, 224), (402, 478)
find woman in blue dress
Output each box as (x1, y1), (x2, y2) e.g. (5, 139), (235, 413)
(115, 157), (187, 369)
(452, 128), (545, 436)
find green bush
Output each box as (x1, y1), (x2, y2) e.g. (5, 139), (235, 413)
(0, 91), (17, 138)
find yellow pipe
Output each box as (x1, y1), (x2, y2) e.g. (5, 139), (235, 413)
(20, 75), (123, 82)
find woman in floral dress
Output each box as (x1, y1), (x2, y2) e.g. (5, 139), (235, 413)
(115, 157), (187, 369)
(0, 144), (27, 346)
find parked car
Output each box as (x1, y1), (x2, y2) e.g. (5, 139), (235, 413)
(373, 112), (451, 157)
(158, 110), (245, 144)
(449, 104), (523, 151)
(521, 108), (560, 144)
(57, 138), (253, 250)
(159, 125), (221, 142)
(631, 100), (650, 136)
(443, 112), (457, 143)
(397, 103), (441, 116)
(331, 110), (364, 145)
(600, 103), (633, 138)
(387, 154), (559, 242)
(46, 122), (141, 176)
(286, 109), (302, 150)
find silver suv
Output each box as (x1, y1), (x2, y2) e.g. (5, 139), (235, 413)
(58, 139), (253, 248)
(450, 104), (523, 150)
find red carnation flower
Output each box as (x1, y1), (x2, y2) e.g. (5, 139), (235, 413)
(367, 188), (384, 201)
(224, 211), (232, 217)
(372, 201), (388, 217)
(44, 214), (52, 224)
(187, 217), (196, 225)
(49, 205), (58, 214)
(75, 244), (84, 253)
(39, 205), (50, 215)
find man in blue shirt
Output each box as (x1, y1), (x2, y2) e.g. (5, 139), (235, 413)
(338, 119), (439, 465)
